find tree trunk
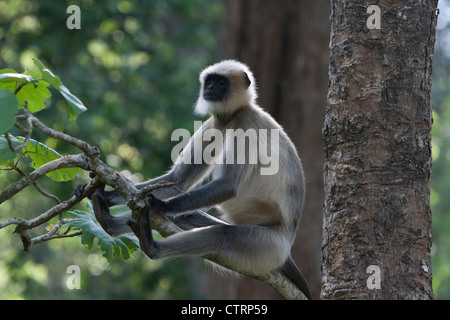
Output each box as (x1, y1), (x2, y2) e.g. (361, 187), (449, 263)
(322, 0), (437, 299)
(201, 0), (330, 299)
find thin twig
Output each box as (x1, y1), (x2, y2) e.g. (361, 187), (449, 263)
(0, 179), (102, 251)
(31, 218), (82, 245)
(14, 166), (61, 204)
(32, 232), (83, 243)
(8, 115), (34, 152)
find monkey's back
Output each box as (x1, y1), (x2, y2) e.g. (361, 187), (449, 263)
(217, 106), (305, 242)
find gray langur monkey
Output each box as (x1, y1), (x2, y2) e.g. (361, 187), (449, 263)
(75, 60), (312, 300)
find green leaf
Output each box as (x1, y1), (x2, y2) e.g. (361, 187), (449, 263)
(31, 58), (45, 72)
(0, 68), (18, 74)
(0, 67), (52, 112)
(67, 205), (140, 262)
(0, 89), (18, 133)
(15, 80), (51, 112)
(59, 85), (87, 122)
(0, 79), (18, 95)
(31, 59), (86, 121)
(0, 62), (86, 121)
(0, 135), (21, 166)
(18, 137), (81, 181)
(32, 58), (62, 90)
(0, 72), (34, 83)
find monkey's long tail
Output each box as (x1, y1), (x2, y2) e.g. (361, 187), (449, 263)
(281, 256), (312, 300)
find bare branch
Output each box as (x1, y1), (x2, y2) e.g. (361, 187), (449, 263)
(0, 179), (102, 251)
(256, 270), (308, 300)
(31, 218), (82, 245)
(17, 112), (99, 157)
(0, 218), (25, 229)
(0, 154), (89, 204)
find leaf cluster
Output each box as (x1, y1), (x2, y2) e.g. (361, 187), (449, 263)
(0, 59), (134, 262)
(0, 0), (224, 299)
(0, 58), (85, 128)
(0, 59), (84, 180)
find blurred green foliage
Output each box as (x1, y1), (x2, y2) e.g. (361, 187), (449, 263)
(430, 0), (450, 298)
(431, 35), (450, 299)
(0, 0), (223, 299)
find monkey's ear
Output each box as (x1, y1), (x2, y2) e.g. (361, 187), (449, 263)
(243, 72), (251, 88)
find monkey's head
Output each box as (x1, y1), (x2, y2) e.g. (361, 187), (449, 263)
(195, 60), (257, 116)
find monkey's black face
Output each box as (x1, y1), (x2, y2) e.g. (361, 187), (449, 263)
(203, 74), (230, 102)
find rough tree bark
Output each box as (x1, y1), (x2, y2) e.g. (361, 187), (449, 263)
(201, 0), (330, 299)
(322, 0), (438, 299)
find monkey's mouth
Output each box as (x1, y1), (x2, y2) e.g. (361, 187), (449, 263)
(204, 93), (223, 102)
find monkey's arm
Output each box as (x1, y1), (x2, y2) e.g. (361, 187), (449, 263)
(73, 171), (183, 206)
(90, 182), (133, 236)
(101, 171), (176, 207)
(149, 176), (237, 216)
(148, 133), (250, 216)
(102, 119), (215, 207)
(148, 161), (246, 216)
(147, 131), (250, 216)
(101, 160), (212, 207)
(170, 210), (228, 230)
(89, 180), (226, 237)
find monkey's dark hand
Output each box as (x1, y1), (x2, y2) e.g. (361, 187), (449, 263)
(74, 172), (97, 198)
(147, 193), (173, 215)
(74, 183), (88, 198)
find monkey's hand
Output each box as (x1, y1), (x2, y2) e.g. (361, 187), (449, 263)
(73, 172), (97, 199)
(127, 199), (159, 259)
(74, 183), (89, 198)
(147, 194), (173, 216)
